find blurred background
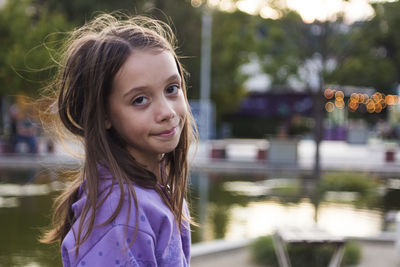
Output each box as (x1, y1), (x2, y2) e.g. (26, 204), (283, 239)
(1, 0), (400, 266)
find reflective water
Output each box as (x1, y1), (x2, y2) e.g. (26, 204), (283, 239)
(0, 168), (398, 267)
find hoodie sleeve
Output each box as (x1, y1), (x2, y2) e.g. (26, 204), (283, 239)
(71, 225), (157, 267)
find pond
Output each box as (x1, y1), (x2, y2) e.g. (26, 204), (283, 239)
(0, 168), (399, 267)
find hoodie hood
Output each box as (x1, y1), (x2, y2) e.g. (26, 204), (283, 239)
(71, 165), (115, 220)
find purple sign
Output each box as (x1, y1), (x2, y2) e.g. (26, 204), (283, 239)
(238, 92), (314, 117)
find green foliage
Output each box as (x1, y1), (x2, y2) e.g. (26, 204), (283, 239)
(253, 1), (400, 95)
(211, 11), (257, 123)
(383, 188), (400, 211)
(328, 55), (396, 93)
(0, 0), (71, 96)
(40, 0), (204, 100)
(249, 235), (279, 267)
(327, 1), (400, 93)
(319, 172), (380, 208)
(225, 113), (312, 138)
(148, 1), (202, 100)
(225, 116), (282, 138)
(210, 204), (230, 239)
(341, 240), (362, 266)
(271, 184), (300, 196)
(249, 235), (361, 267)
(255, 11), (311, 87)
(288, 244), (335, 267)
(320, 172), (376, 195)
(208, 174), (250, 207)
(270, 184), (303, 205)
(189, 173), (251, 241)
(37, 0), (147, 23)
(207, 174), (251, 239)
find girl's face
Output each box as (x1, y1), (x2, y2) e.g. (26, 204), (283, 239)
(106, 49), (187, 168)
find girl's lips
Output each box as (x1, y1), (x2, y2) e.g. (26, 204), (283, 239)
(155, 127), (177, 138)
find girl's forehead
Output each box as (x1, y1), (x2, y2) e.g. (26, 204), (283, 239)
(119, 49), (177, 74)
(130, 47), (171, 57)
(112, 49), (180, 92)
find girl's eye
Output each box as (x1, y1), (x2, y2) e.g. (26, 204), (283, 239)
(166, 85), (180, 95)
(132, 96), (148, 106)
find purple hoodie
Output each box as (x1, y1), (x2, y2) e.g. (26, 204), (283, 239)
(61, 168), (191, 267)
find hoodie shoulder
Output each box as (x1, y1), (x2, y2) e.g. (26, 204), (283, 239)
(61, 177), (189, 267)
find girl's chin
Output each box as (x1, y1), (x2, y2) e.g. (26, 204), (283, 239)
(159, 144), (180, 155)
(159, 147), (178, 155)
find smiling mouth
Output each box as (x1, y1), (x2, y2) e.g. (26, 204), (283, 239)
(154, 127), (177, 138)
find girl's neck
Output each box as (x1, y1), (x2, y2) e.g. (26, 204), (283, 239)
(126, 147), (163, 182)
(132, 155), (164, 184)
(143, 160), (162, 183)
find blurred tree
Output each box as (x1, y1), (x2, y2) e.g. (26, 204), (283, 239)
(0, 0), (70, 97)
(147, 0), (202, 100)
(35, 0), (203, 100)
(255, 11), (311, 87)
(35, 0), (147, 23)
(327, 1), (400, 93)
(255, 2), (400, 95)
(211, 11), (257, 123)
(255, 10), (353, 91)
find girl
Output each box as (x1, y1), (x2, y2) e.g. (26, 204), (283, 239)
(41, 13), (197, 267)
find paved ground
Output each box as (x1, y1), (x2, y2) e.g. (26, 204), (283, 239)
(189, 139), (400, 176)
(191, 247), (260, 267)
(3, 139), (400, 175)
(191, 240), (398, 267)
(358, 241), (398, 267)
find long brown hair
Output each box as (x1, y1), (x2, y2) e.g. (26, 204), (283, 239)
(40, 13), (197, 252)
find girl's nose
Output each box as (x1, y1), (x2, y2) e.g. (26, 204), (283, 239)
(156, 98), (176, 122)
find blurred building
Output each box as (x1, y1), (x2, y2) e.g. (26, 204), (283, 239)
(223, 85), (384, 141)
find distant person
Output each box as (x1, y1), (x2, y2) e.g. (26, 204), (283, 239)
(15, 110), (38, 153)
(277, 124), (289, 140)
(40, 14), (197, 267)
(8, 103), (18, 152)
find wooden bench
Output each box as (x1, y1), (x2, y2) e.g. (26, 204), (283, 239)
(272, 226), (347, 267)
(209, 139), (269, 161)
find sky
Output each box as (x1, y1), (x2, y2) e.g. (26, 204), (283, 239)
(200, 0), (398, 23)
(286, 0), (375, 23)
(286, 0), (396, 23)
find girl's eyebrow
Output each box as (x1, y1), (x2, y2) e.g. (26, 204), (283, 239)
(123, 86), (147, 98)
(123, 74), (181, 98)
(166, 74), (181, 83)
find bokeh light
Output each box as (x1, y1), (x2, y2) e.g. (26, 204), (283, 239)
(362, 94), (369, 104)
(386, 95), (395, 105)
(366, 99), (375, 113)
(371, 92), (383, 103)
(207, 0), (220, 8)
(392, 95), (399, 105)
(350, 93), (359, 102)
(322, 87), (389, 113)
(219, 0), (236, 12)
(375, 103), (383, 113)
(324, 88), (335, 99)
(191, 0), (203, 8)
(324, 88), (399, 114)
(335, 98), (345, 109)
(348, 99), (359, 112)
(335, 90), (344, 100)
(358, 94), (365, 104)
(379, 98), (387, 109)
(325, 102), (335, 112)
